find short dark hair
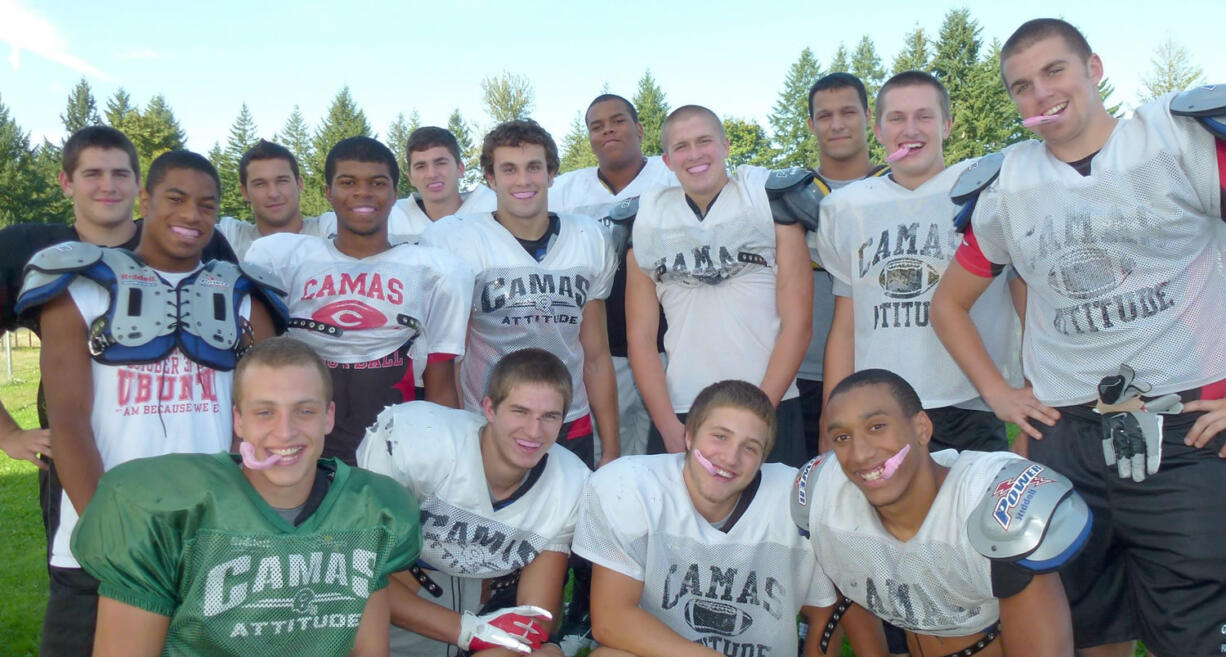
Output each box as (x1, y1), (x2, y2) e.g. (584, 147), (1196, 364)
(145, 150), (220, 196)
(62, 126), (140, 181)
(586, 94), (639, 123)
(234, 336), (332, 406)
(1001, 18), (1093, 85)
(239, 140), (300, 186)
(324, 136), (399, 187)
(685, 380), (778, 458)
(875, 70), (951, 125)
(660, 105), (725, 151)
(406, 126), (462, 165)
(808, 72), (870, 117)
(480, 119), (560, 177)
(827, 369), (924, 418)
(485, 348), (573, 419)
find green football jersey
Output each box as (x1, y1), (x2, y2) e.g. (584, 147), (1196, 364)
(73, 452), (421, 656)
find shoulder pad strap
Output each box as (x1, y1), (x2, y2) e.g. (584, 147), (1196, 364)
(767, 168), (822, 231)
(950, 151), (1005, 206)
(606, 196), (640, 226)
(15, 242), (106, 313)
(790, 454), (827, 535)
(1170, 84), (1226, 118)
(967, 459), (1093, 573)
(765, 167), (815, 196)
(867, 164), (890, 178)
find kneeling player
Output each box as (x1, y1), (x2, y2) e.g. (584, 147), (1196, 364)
(573, 380), (885, 657)
(794, 369), (1088, 656)
(358, 348), (591, 656)
(72, 337), (423, 656)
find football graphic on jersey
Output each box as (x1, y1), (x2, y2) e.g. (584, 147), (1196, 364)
(879, 257), (940, 299)
(1047, 247), (1133, 300)
(683, 598), (753, 637)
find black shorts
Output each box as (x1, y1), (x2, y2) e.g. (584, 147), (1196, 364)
(41, 566), (98, 657)
(324, 350), (414, 465)
(646, 397), (807, 467)
(925, 406), (1008, 453)
(796, 378), (824, 460)
(557, 416), (594, 469)
(1029, 406), (1226, 653)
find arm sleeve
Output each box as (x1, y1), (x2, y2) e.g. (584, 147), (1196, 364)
(570, 468), (648, 581)
(802, 559), (839, 609)
(589, 221), (618, 301)
(954, 225), (1006, 278)
(966, 188), (1013, 268)
(812, 200), (852, 290)
(544, 465), (591, 555)
(241, 235), (291, 290)
(378, 486), (423, 584)
(414, 250), (475, 360)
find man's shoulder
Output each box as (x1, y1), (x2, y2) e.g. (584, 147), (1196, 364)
(100, 452), (237, 507)
(589, 453), (678, 495)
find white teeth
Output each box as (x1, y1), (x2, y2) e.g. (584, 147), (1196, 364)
(1044, 102), (1068, 116)
(271, 447), (301, 456)
(716, 468), (734, 478)
(860, 465), (885, 481)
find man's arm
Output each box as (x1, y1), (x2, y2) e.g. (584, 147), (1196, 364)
(39, 293), (101, 513)
(930, 262), (1059, 440)
(800, 604), (887, 657)
(247, 296), (277, 342)
(997, 573), (1074, 656)
(760, 222), (813, 406)
(819, 296), (855, 452)
(92, 597), (171, 657)
(471, 550), (570, 657)
(350, 588), (391, 657)
(0, 399), (51, 469)
(580, 300), (619, 467)
(589, 564), (720, 657)
(387, 571), (463, 643)
(422, 357), (461, 409)
(624, 248), (683, 452)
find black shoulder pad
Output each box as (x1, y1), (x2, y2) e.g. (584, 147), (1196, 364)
(790, 454), (828, 536)
(606, 196), (640, 226)
(951, 151), (1005, 206)
(766, 168), (822, 231)
(1170, 84), (1226, 118)
(765, 167), (815, 196)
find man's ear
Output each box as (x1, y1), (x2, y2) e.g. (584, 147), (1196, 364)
(914, 410), (934, 448)
(139, 189), (152, 218)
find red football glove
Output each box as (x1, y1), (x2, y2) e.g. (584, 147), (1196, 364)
(458, 604), (552, 655)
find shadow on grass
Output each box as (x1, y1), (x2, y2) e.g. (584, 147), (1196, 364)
(0, 458), (47, 657)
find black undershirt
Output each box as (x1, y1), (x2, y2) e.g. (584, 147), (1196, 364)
(685, 189), (723, 220)
(1065, 151), (1098, 177)
(508, 212), (561, 261)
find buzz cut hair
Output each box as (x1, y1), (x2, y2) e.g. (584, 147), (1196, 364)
(1001, 18), (1093, 85)
(62, 125), (140, 182)
(586, 94), (639, 124)
(484, 348), (573, 419)
(684, 380), (777, 459)
(406, 126), (462, 165)
(233, 336), (333, 406)
(827, 368), (923, 418)
(324, 136), (400, 187)
(660, 104), (725, 151)
(145, 150), (221, 196)
(875, 70), (951, 125)
(239, 140), (300, 187)
(479, 119), (560, 177)
(808, 72), (870, 117)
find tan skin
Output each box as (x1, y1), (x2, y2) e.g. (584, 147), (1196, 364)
(407, 145), (465, 220)
(826, 383), (1074, 656)
(808, 86), (873, 182)
(240, 157), (305, 234)
(585, 98), (647, 194)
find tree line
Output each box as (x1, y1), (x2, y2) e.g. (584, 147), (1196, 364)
(0, 9), (1206, 226)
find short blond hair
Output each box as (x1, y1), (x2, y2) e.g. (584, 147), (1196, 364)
(233, 337), (332, 406)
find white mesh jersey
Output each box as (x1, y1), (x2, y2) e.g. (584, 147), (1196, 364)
(53, 270), (246, 568)
(549, 156), (677, 220)
(216, 215), (330, 260)
(246, 233), (473, 365)
(812, 163), (1021, 407)
(573, 455), (834, 656)
(631, 165), (799, 412)
(357, 401), (590, 657)
(804, 449), (1022, 637)
(970, 96), (1226, 406)
(419, 213), (617, 422)
(317, 186), (497, 244)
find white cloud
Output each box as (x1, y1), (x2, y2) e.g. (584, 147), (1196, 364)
(0, 0), (111, 80)
(119, 48), (158, 60)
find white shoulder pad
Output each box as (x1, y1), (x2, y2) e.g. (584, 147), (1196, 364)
(25, 241), (103, 274)
(1170, 84), (1226, 117)
(950, 151), (1005, 206)
(967, 459), (1092, 573)
(606, 196), (639, 226)
(790, 454), (828, 535)
(236, 259), (287, 298)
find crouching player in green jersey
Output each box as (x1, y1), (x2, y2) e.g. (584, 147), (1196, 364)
(71, 336), (423, 657)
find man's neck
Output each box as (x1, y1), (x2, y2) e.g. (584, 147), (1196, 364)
(245, 467), (313, 511)
(892, 165), (944, 192)
(817, 151), (872, 183)
(422, 194), (462, 221)
(1048, 111), (1118, 163)
(494, 209), (550, 241)
(876, 460), (948, 542)
(598, 156), (647, 196)
(479, 425), (529, 501)
(73, 217), (138, 247)
(257, 212), (304, 237)
(684, 178), (729, 218)
(134, 245), (200, 273)
(333, 229), (391, 259)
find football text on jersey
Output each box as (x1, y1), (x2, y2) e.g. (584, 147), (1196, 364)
(856, 222), (959, 332)
(420, 508), (541, 574)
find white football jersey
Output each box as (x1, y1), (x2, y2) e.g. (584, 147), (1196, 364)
(420, 212), (617, 423)
(573, 455), (834, 656)
(970, 96), (1226, 405)
(803, 449), (1022, 637)
(631, 165), (799, 412)
(317, 186), (497, 244)
(245, 233), (473, 364)
(549, 156), (677, 220)
(812, 162), (1021, 406)
(216, 215), (330, 260)
(357, 401), (590, 657)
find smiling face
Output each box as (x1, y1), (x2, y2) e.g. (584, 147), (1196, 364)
(662, 113), (730, 201)
(61, 146), (139, 230)
(241, 158), (303, 230)
(809, 86), (871, 164)
(825, 383), (932, 509)
(682, 405), (769, 523)
(482, 382), (566, 473)
(586, 98), (644, 170)
(1003, 35), (1108, 159)
(408, 145), (464, 208)
(137, 167), (218, 272)
(874, 83), (950, 188)
(326, 159), (395, 238)
(233, 362), (335, 508)
(486, 144), (554, 222)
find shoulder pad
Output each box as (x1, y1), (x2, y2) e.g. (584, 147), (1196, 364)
(867, 164), (890, 178)
(235, 260), (286, 298)
(950, 151), (1005, 206)
(1170, 84), (1226, 118)
(606, 196), (640, 226)
(790, 454), (826, 536)
(15, 242), (106, 314)
(967, 459), (1093, 573)
(227, 260), (290, 332)
(764, 167), (816, 196)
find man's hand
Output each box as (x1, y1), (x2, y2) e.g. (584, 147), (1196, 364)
(982, 384), (1060, 440)
(0, 426), (51, 468)
(659, 416), (686, 453)
(459, 605), (552, 655)
(1181, 398), (1226, 457)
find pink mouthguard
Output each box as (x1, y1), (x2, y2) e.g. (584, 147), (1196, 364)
(881, 444), (911, 479)
(1022, 114), (1061, 128)
(693, 450), (721, 476)
(240, 441), (282, 470)
(884, 145), (911, 163)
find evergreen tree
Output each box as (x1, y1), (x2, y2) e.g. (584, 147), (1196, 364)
(724, 118), (773, 167)
(942, 41), (1024, 164)
(632, 70), (670, 156)
(1140, 38), (1204, 101)
(276, 105), (326, 216)
(828, 43), (851, 74)
(309, 87), (372, 199)
(60, 77), (101, 134)
(104, 88), (139, 136)
(130, 94), (186, 178)
(559, 112), (598, 174)
(1099, 77), (1123, 118)
(892, 26), (933, 75)
(31, 139), (72, 223)
(481, 72), (535, 123)
(851, 36), (886, 100)
(385, 111), (420, 196)
(768, 48), (821, 168)
(931, 9), (991, 164)
(217, 103), (260, 217)
(0, 97), (51, 226)
(448, 109), (481, 191)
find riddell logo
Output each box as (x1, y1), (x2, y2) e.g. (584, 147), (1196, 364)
(312, 300), (387, 330)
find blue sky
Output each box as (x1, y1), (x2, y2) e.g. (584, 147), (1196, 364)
(2, 0), (1224, 152)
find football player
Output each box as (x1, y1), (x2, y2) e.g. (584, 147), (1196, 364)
(246, 136), (473, 465)
(73, 336), (422, 656)
(812, 71), (1020, 454)
(358, 348), (590, 657)
(931, 17), (1226, 656)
